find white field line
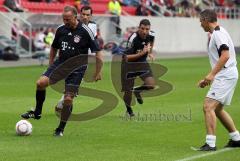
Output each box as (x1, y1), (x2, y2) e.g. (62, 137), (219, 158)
(175, 148), (235, 161)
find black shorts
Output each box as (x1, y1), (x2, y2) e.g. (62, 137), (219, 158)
(121, 61), (153, 92)
(43, 58), (87, 94)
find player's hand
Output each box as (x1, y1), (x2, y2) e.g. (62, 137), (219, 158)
(93, 72), (102, 82)
(143, 43), (151, 54)
(148, 53), (155, 62)
(198, 73), (214, 88)
(198, 79), (208, 88)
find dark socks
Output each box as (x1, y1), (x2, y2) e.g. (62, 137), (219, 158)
(34, 90), (46, 115)
(123, 92), (132, 107)
(126, 105), (132, 112)
(58, 121), (66, 131)
(58, 105), (73, 130)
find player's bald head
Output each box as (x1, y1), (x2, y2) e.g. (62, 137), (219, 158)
(62, 5), (78, 29)
(63, 5), (78, 18)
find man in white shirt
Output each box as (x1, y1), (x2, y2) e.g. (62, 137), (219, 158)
(34, 27), (46, 51)
(198, 9), (240, 151)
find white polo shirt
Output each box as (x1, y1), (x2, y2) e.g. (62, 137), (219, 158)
(87, 21), (98, 55)
(88, 21), (97, 37)
(208, 26), (238, 79)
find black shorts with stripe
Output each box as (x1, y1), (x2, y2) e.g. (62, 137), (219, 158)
(121, 61), (153, 92)
(43, 58), (87, 95)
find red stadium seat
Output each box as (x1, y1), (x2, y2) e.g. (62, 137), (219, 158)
(0, 0), (8, 12)
(122, 6), (136, 15)
(19, 0), (136, 15)
(21, 1), (65, 13)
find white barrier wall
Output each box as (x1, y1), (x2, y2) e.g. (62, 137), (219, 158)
(0, 13), (12, 38)
(1, 12), (239, 55)
(120, 16), (240, 54)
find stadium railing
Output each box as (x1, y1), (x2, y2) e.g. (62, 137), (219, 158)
(215, 6), (240, 19)
(1, 6), (33, 57)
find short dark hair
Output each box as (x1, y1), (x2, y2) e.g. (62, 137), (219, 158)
(139, 19), (151, 26)
(80, 5), (93, 15)
(63, 5), (78, 18)
(200, 9), (217, 23)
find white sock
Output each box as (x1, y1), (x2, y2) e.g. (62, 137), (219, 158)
(206, 135), (216, 147)
(229, 131), (240, 141)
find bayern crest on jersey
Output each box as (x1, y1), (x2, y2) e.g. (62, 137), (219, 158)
(74, 35), (81, 43)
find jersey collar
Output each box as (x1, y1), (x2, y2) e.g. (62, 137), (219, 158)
(214, 26), (220, 31)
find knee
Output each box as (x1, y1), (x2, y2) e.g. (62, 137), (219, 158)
(145, 80), (155, 89)
(203, 103), (213, 114)
(64, 95), (73, 106)
(143, 84), (155, 90)
(36, 79), (48, 89)
(147, 84), (155, 90)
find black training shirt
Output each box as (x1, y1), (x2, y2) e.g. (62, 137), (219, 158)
(52, 21), (100, 61)
(125, 31), (155, 62)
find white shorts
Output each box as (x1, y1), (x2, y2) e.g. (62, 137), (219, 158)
(206, 78), (238, 106)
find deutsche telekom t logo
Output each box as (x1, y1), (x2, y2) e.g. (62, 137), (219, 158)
(62, 42), (68, 51)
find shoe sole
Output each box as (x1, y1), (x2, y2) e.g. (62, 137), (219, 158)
(191, 146), (217, 151)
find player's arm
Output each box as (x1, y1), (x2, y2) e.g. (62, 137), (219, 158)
(94, 50), (103, 81)
(85, 24), (102, 81)
(148, 31), (155, 61)
(206, 50), (229, 81)
(49, 47), (58, 65)
(126, 44), (151, 62)
(198, 32), (230, 88)
(149, 32), (155, 54)
(198, 46), (229, 88)
(126, 50), (146, 62)
(49, 27), (61, 65)
(148, 41), (155, 61)
(93, 24), (103, 81)
(149, 41), (154, 54)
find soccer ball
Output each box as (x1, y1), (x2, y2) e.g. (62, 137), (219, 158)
(15, 120), (32, 136)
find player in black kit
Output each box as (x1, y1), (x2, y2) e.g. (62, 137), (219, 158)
(121, 19), (156, 117)
(21, 5), (102, 136)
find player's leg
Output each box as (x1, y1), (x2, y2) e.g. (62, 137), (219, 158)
(215, 106), (240, 147)
(54, 92), (74, 136)
(134, 76), (155, 104)
(121, 72), (135, 117)
(21, 59), (62, 119)
(133, 63), (155, 104)
(215, 78), (240, 147)
(21, 76), (49, 119)
(35, 76), (49, 115)
(55, 95), (64, 115)
(123, 91), (134, 117)
(199, 97), (219, 151)
(215, 105), (236, 132)
(204, 98), (219, 135)
(54, 65), (87, 136)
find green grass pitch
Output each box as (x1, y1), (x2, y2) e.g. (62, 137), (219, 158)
(0, 57), (240, 161)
